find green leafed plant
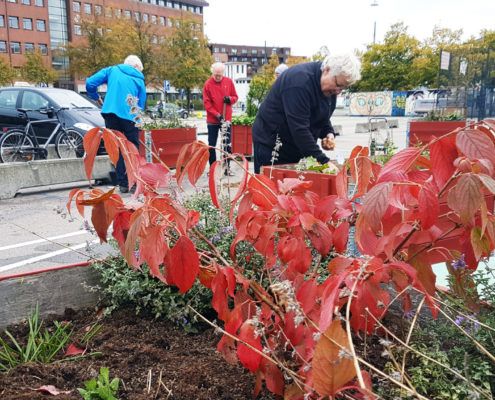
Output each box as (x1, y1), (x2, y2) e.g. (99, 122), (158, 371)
(0, 305), (72, 372)
(231, 114), (256, 126)
(78, 367), (120, 400)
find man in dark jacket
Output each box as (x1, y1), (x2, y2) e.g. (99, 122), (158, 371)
(86, 55), (146, 193)
(252, 53), (361, 173)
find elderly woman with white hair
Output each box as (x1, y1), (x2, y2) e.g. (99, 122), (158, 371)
(86, 55), (146, 193)
(203, 61), (238, 175)
(252, 53), (361, 173)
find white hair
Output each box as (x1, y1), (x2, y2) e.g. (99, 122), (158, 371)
(275, 63), (289, 75)
(211, 62), (225, 73)
(124, 55), (143, 72)
(321, 53), (361, 84)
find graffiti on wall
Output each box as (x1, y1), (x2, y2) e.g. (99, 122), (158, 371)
(392, 91), (407, 116)
(349, 92), (393, 116)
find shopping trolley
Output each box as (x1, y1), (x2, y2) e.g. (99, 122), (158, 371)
(367, 117), (393, 156)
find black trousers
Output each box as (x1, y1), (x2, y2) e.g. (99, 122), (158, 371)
(102, 113), (139, 188)
(207, 123), (231, 166)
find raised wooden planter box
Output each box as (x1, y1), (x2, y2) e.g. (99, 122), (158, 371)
(139, 127), (197, 168)
(407, 120), (466, 147)
(262, 164), (339, 197)
(231, 125), (253, 156)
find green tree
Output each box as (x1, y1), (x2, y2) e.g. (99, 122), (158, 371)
(246, 54), (279, 117)
(64, 19), (128, 77)
(160, 20), (212, 110)
(355, 22), (422, 91)
(0, 57), (16, 86)
(21, 51), (58, 86)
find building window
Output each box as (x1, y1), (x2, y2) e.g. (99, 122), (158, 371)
(114, 9), (121, 17)
(174, 2), (179, 9)
(7, 0), (16, 3)
(22, 0), (30, 5)
(181, 4), (186, 10)
(10, 41), (21, 54)
(159, 16), (165, 25)
(36, 19), (46, 31)
(25, 42), (34, 53)
(38, 43), (48, 55)
(213, 47), (219, 53)
(151, 35), (158, 44)
(0, 41), (6, 53)
(241, 49), (247, 54)
(236, 65), (239, 73)
(134, 12), (140, 22)
(23, 18), (33, 30)
(251, 49), (257, 54)
(231, 48), (237, 54)
(73, 1), (80, 12)
(0, 16), (4, 28)
(221, 47), (226, 52)
(105, 7), (112, 17)
(142, 13), (148, 22)
(124, 10), (131, 19)
(34, 0), (43, 5)
(74, 24), (81, 35)
(166, 1), (172, 7)
(8, 16), (19, 29)
(158, 0), (164, 6)
(167, 18), (172, 27)
(95, 5), (102, 15)
(151, 15), (157, 24)
(84, 3), (91, 14)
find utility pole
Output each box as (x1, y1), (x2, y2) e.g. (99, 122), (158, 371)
(371, 0), (378, 44)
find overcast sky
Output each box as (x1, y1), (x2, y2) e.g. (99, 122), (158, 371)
(204, 0), (495, 57)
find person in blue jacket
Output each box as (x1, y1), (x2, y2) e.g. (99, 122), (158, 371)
(252, 53), (361, 174)
(86, 55), (146, 193)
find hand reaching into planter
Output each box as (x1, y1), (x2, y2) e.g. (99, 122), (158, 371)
(321, 133), (336, 150)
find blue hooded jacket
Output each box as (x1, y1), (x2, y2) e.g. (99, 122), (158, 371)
(86, 64), (146, 122)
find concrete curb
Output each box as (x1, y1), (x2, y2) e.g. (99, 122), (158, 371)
(0, 264), (101, 329)
(0, 156), (113, 200)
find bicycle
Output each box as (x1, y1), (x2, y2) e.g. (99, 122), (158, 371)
(0, 107), (85, 163)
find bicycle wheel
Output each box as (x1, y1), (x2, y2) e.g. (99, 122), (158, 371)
(0, 129), (35, 163)
(55, 129), (85, 159)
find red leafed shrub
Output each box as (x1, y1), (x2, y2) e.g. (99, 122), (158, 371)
(69, 120), (495, 398)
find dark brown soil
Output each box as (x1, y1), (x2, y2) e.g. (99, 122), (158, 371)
(0, 308), (275, 400)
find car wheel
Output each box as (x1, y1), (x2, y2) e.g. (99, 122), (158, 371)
(182, 112), (188, 119)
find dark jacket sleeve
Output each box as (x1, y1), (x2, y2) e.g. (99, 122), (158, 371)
(319, 95), (338, 138)
(282, 87), (329, 164)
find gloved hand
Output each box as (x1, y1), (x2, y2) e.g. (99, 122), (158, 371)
(217, 114), (225, 123)
(223, 96), (231, 104)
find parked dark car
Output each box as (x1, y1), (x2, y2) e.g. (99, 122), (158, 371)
(0, 87), (105, 143)
(146, 102), (189, 119)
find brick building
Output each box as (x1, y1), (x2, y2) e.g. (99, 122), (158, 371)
(210, 42), (291, 76)
(0, 0), (208, 89)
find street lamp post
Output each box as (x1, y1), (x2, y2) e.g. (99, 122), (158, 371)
(371, 0), (379, 44)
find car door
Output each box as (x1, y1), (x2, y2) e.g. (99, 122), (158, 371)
(0, 89), (24, 133)
(19, 90), (53, 144)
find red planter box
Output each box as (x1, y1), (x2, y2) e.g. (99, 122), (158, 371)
(408, 120), (466, 147)
(231, 125), (253, 156)
(139, 128), (196, 168)
(262, 164), (339, 197)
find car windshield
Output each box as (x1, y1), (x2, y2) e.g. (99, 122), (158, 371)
(47, 90), (98, 109)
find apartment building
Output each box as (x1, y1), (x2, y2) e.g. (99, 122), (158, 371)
(0, 0), (208, 89)
(210, 43), (291, 75)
